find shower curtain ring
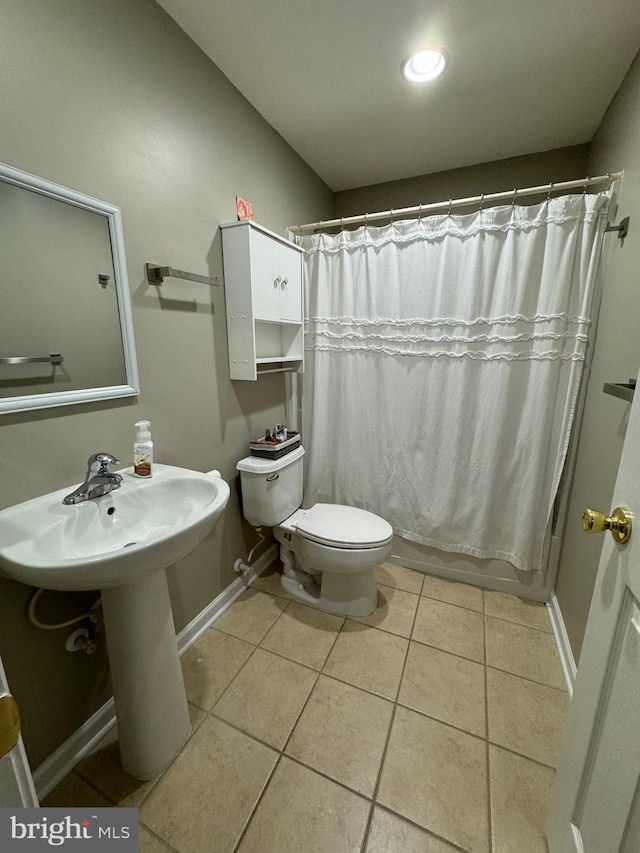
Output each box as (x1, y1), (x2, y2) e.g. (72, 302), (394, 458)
(419, 203), (423, 221)
(512, 188), (517, 208)
(447, 199), (452, 217)
(583, 176), (590, 195)
(546, 182), (554, 202)
(479, 193), (485, 211)
(605, 172), (612, 191)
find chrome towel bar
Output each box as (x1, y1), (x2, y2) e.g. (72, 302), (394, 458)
(603, 380), (635, 403)
(145, 263), (219, 287)
(604, 216), (630, 240)
(1, 354), (63, 365)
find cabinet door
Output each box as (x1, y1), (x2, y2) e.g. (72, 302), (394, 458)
(278, 243), (303, 322)
(250, 229), (281, 320)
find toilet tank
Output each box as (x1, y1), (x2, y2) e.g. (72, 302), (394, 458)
(236, 447), (305, 527)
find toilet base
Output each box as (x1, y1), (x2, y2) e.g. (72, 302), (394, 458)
(281, 569), (378, 617)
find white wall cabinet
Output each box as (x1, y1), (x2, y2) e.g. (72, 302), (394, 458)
(221, 220), (304, 380)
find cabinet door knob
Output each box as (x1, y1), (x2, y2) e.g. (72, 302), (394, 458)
(281, 278), (288, 290)
(274, 276), (281, 289)
(582, 506), (632, 543)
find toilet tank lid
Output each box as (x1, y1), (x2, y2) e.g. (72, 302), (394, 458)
(236, 446), (304, 475)
(296, 503), (393, 548)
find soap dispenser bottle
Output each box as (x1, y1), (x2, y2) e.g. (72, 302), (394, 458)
(134, 420), (153, 477)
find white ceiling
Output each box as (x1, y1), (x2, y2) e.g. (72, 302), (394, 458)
(156, 0), (640, 192)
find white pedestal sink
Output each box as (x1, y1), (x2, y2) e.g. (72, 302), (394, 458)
(0, 465), (230, 780)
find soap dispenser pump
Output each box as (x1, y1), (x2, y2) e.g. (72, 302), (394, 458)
(134, 420), (153, 477)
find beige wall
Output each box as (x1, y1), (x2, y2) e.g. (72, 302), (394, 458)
(0, 0), (332, 769)
(555, 51), (640, 661)
(334, 145), (589, 218)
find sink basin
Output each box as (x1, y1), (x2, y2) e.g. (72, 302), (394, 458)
(0, 463), (230, 781)
(0, 464), (230, 590)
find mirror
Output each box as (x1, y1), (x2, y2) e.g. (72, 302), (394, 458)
(0, 162), (139, 414)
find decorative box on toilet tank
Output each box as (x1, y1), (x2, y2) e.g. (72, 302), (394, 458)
(221, 220), (304, 380)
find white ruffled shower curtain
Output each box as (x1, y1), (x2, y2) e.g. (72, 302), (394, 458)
(297, 194), (609, 573)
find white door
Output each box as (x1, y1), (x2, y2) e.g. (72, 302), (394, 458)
(547, 363), (640, 852)
(0, 657), (38, 806)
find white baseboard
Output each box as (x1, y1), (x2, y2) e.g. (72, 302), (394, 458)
(547, 593), (577, 696)
(32, 544), (278, 801)
(176, 544), (278, 656)
(32, 698), (117, 802)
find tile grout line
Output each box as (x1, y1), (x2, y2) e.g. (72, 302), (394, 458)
(279, 617), (345, 755)
(218, 587), (293, 636)
(230, 607), (347, 853)
(420, 593), (484, 615)
(419, 593), (485, 619)
(66, 769), (114, 806)
(486, 741), (560, 773)
(214, 619), (565, 697)
(209, 691), (561, 786)
(323, 584), (408, 853)
(231, 753), (285, 853)
(393, 698), (490, 745)
(372, 803), (473, 853)
(206, 709), (288, 755)
(138, 822), (178, 852)
(199, 578), (292, 853)
(281, 752), (373, 803)
(206, 594), (314, 718)
(419, 577), (552, 629)
(358, 571), (425, 853)
(378, 580), (424, 596)
(483, 662), (569, 694)
(484, 610), (555, 636)
(205, 640), (262, 715)
(237, 577), (554, 636)
(407, 633), (485, 667)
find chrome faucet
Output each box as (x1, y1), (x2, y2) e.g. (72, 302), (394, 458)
(62, 452), (123, 505)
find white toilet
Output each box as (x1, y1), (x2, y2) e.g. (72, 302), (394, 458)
(236, 446), (393, 617)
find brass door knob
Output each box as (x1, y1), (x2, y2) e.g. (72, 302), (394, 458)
(582, 507), (632, 543)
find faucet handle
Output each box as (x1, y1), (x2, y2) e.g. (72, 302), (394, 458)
(87, 452), (120, 475)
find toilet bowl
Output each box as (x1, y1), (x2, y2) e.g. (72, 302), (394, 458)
(236, 448), (393, 617)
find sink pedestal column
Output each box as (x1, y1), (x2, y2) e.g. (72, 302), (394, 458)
(101, 569), (191, 781)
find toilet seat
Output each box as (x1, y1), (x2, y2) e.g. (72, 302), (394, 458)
(294, 503), (393, 550)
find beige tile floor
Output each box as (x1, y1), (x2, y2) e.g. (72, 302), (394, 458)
(44, 563), (569, 853)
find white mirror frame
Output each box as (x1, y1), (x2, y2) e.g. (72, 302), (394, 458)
(0, 163), (139, 414)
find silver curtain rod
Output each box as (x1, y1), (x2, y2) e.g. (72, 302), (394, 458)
(289, 172), (623, 234)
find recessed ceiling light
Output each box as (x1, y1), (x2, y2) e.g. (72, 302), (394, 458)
(402, 49), (447, 83)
